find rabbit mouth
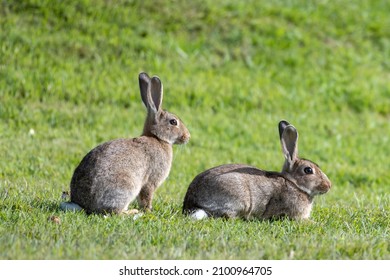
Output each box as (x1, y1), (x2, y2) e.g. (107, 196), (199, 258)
(174, 134), (190, 144)
(317, 186), (331, 195)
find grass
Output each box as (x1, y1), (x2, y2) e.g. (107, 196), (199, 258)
(0, 0), (389, 259)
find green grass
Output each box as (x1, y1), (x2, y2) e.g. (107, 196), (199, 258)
(0, 0), (389, 259)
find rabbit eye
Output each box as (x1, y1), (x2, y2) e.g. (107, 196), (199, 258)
(169, 119), (178, 126)
(304, 167), (313, 174)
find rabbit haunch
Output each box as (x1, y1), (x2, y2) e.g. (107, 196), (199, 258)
(60, 72), (190, 214)
(183, 120), (331, 220)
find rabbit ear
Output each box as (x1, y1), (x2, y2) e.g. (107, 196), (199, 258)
(150, 76), (163, 113)
(139, 72), (151, 108)
(278, 120), (291, 140)
(281, 124), (299, 170)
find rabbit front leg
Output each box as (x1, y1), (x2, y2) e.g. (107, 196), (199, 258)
(137, 184), (155, 211)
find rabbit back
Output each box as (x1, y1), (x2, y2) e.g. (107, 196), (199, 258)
(70, 136), (172, 214)
(183, 164), (282, 219)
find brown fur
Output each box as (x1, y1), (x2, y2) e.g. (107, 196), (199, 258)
(62, 73), (190, 214)
(182, 121), (331, 220)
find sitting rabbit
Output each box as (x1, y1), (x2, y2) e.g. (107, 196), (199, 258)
(61, 72), (190, 214)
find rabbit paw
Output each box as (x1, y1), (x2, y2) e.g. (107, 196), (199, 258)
(122, 209), (139, 215)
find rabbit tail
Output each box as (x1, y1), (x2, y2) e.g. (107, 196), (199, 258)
(189, 209), (209, 220)
(60, 201), (83, 212)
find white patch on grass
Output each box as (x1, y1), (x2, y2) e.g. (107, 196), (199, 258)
(133, 213), (144, 220)
(28, 128), (35, 136)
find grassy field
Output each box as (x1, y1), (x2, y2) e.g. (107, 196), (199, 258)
(0, 0), (389, 260)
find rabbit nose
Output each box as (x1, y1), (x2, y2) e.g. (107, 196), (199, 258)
(323, 178), (332, 191)
(182, 132), (190, 143)
(176, 132), (190, 144)
(323, 174), (331, 189)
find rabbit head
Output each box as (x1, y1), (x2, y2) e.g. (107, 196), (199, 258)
(139, 72), (190, 145)
(279, 120), (331, 197)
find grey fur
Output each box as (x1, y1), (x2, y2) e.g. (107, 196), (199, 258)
(183, 120), (331, 220)
(61, 72), (190, 214)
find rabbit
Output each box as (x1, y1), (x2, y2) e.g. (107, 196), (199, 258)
(60, 72), (190, 214)
(183, 120), (331, 220)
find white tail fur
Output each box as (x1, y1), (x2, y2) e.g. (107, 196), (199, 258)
(190, 209), (208, 220)
(60, 202), (83, 212)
